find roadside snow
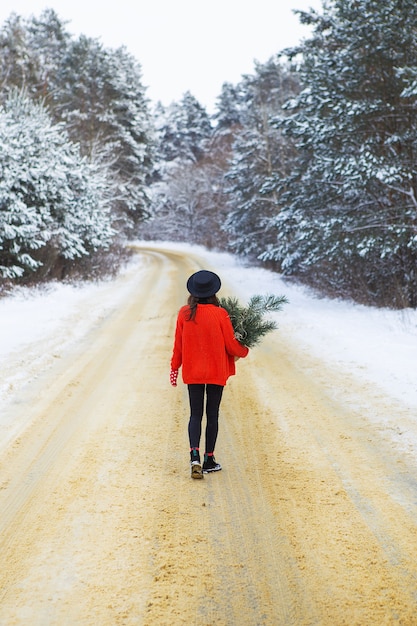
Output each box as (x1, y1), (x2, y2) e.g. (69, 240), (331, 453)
(0, 261), (148, 420)
(0, 240), (416, 423)
(226, 258), (417, 408)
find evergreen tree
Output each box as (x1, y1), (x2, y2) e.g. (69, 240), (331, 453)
(264, 0), (417, 307)
(0, 11), (154, 235)
(54, 37), (154, 230)
(0, 13), (37, 100)
(155, 91), (212, 164)
(223, 58), (300, 258)
(0, 9), (69, 103)
(0, 92), (113, 281)
(213, 82), (244, 130)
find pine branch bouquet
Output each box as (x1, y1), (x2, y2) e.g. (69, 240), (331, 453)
(219, 294), (288, 348)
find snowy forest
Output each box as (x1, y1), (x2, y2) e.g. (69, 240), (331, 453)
(1, 0), (417, 308)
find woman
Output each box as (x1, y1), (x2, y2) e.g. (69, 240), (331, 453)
(170, 270), (249, 479)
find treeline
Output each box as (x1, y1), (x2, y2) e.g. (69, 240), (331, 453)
(146, 0), (417, 308)
(1, 1), (417, 308)
(0, 9), (153, 284)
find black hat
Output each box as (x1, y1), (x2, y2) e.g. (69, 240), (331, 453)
(186, 270), (221, 298)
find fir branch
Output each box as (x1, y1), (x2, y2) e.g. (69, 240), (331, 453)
(219, 293), (288, 348)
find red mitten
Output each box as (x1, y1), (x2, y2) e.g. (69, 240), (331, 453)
(170, 369), (178, 386)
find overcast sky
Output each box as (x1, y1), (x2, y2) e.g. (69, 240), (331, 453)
(0, 0), (323, 112)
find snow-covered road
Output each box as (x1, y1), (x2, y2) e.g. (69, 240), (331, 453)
(0, 243), (417, 624)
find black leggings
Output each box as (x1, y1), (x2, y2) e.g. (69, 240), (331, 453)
(187, 384), (224, 453)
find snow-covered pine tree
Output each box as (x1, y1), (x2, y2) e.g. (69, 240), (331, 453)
(53, 36), (154, 231)
(213, 82), (244, 130)
(263, 0), (417, 307)
(154, 91), (212, 165)
(223, 58), (300, 259)
(0, 9), (70, 102)
(0, 10), (155, 235)
(0, 92), (114, 281)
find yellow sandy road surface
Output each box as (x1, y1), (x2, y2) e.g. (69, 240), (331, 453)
(1, 245), (417, 625)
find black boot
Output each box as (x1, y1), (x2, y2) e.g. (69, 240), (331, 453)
(203, 454), (222, 473)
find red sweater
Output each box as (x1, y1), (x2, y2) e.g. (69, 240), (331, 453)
(171, 304), (249, 386)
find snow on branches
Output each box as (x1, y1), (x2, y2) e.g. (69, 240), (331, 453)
(0, 92), (114, 280)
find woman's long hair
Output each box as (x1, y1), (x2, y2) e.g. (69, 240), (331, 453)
(187, 294), (219, 320)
